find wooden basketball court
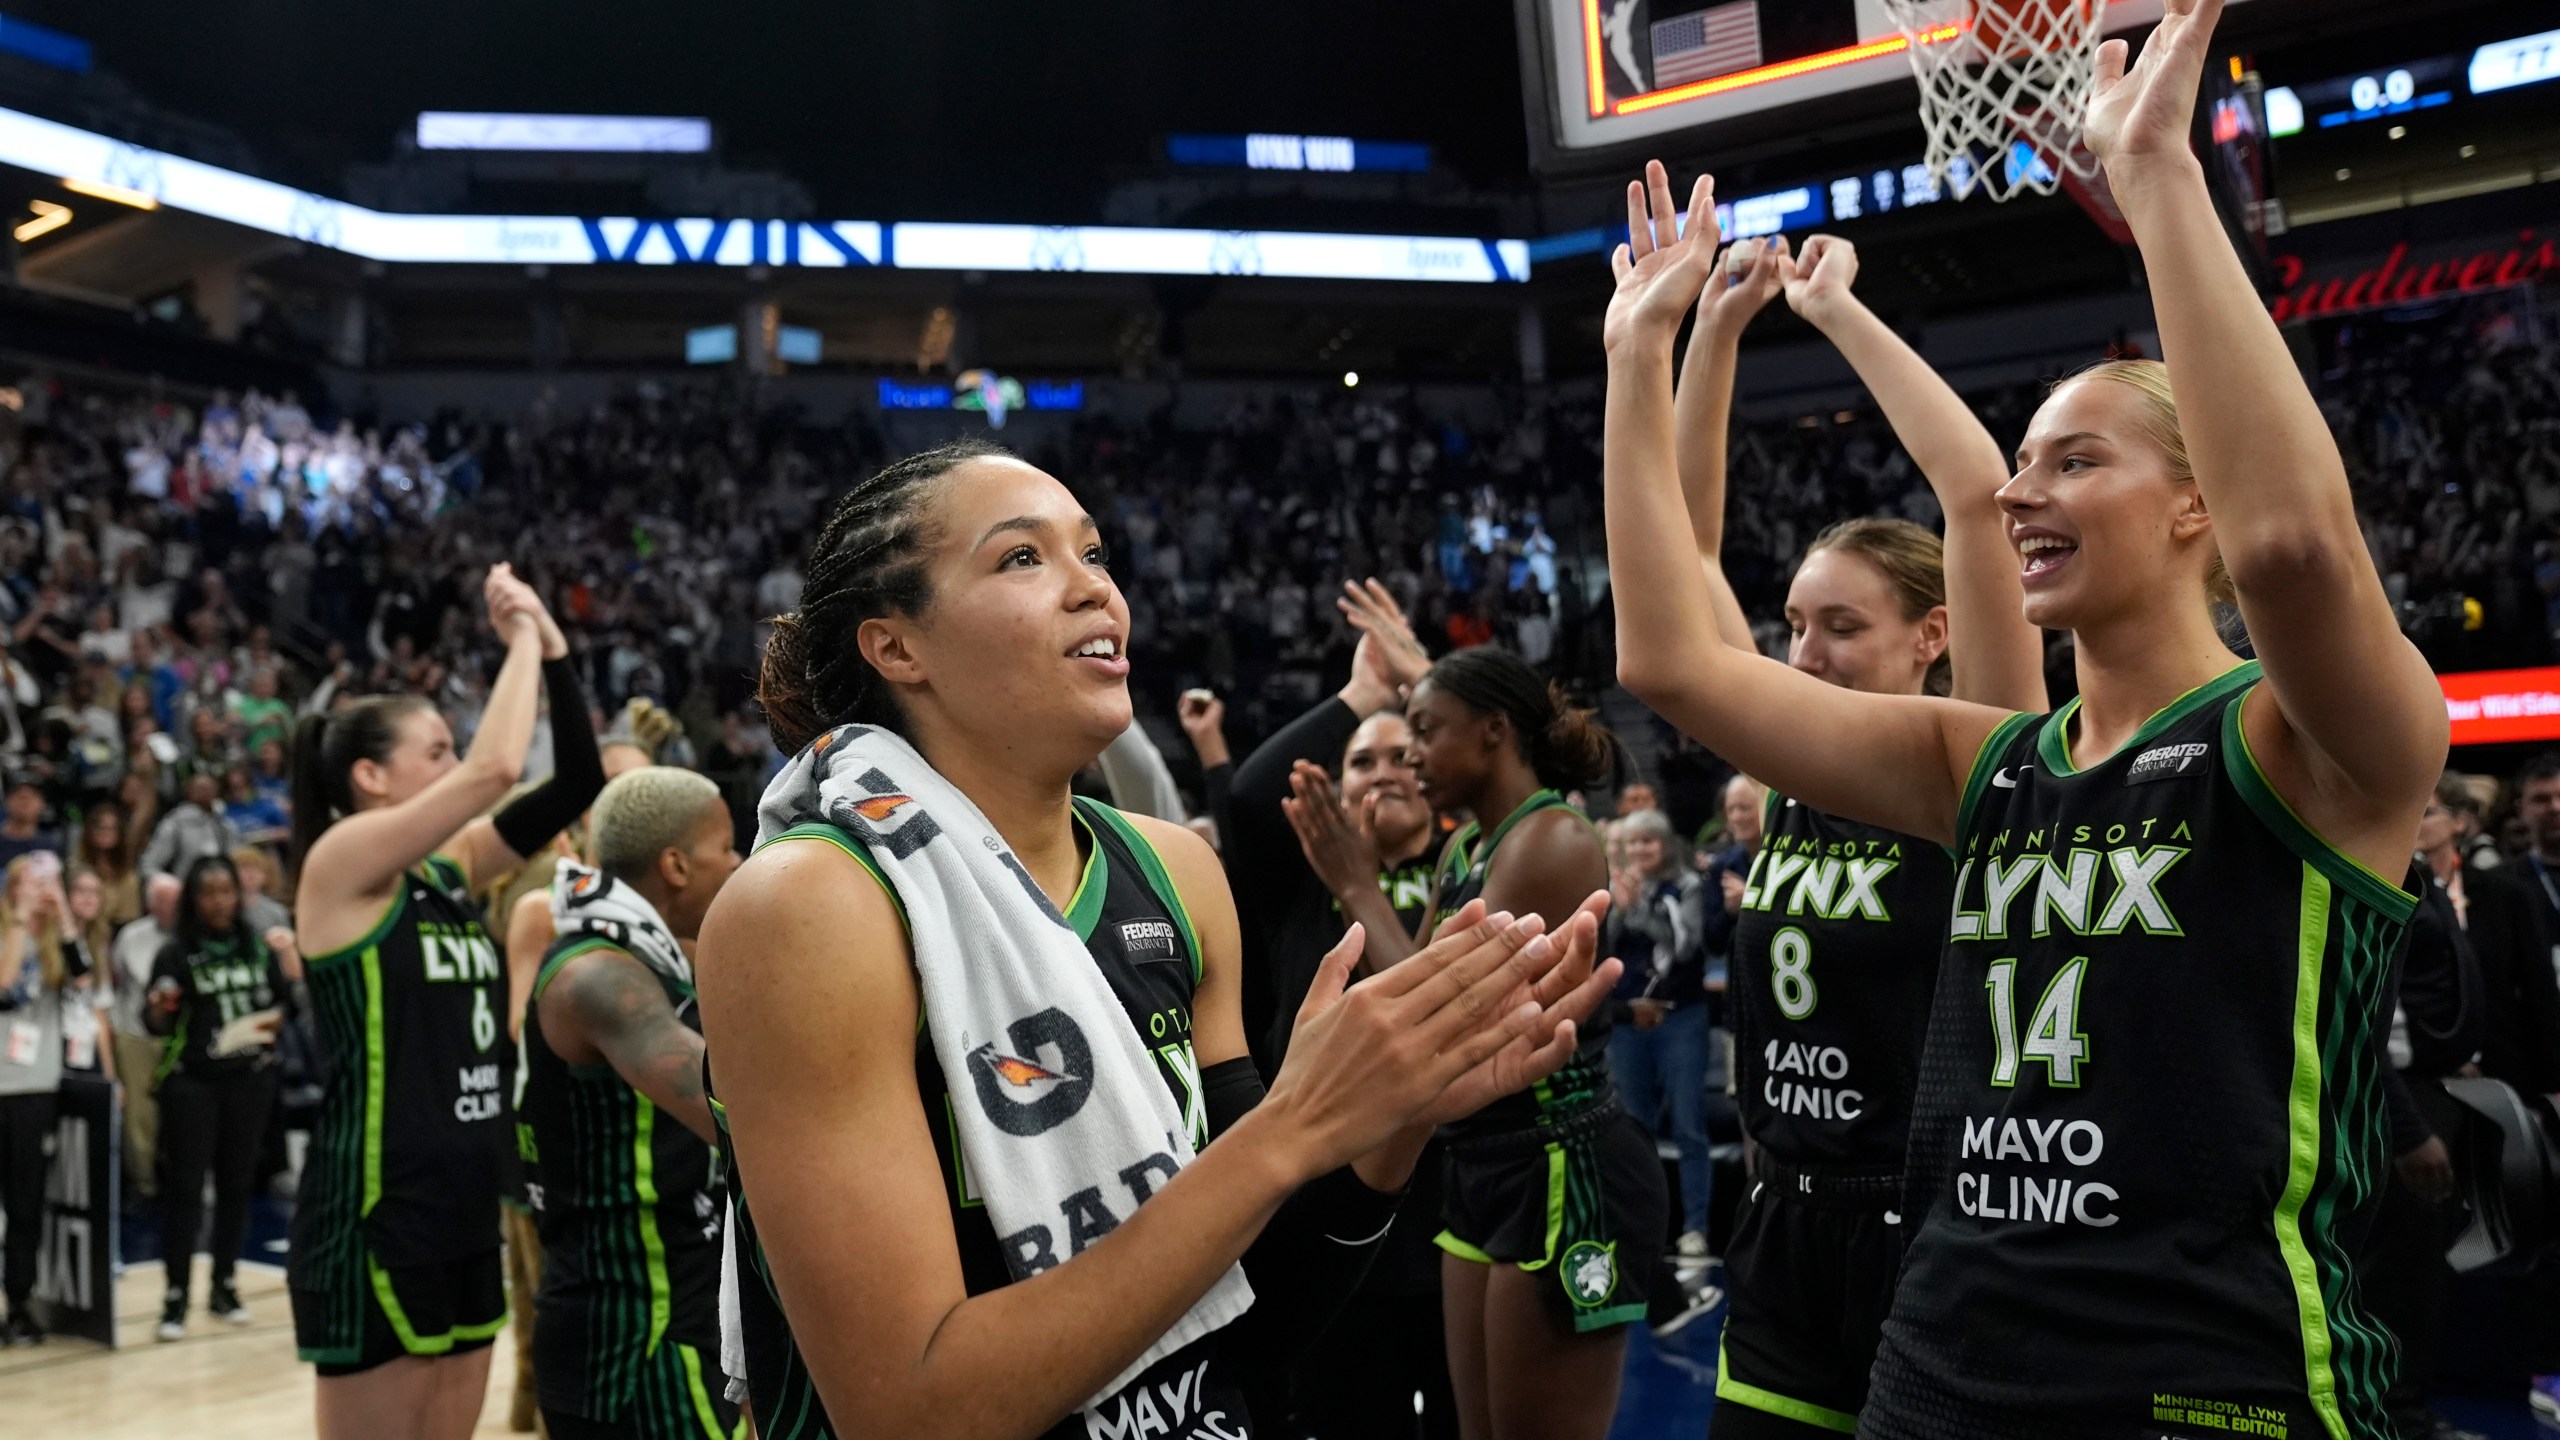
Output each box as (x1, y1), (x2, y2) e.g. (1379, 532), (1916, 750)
(0, 1258), (528, 1439)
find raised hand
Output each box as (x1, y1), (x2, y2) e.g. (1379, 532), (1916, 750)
(485, 564), (541, 647)
(1780, 234), (1862, 330)
(2083, 0), (2224, 172)
(1337, 578), (1432, 691)
(491, 569), (568, 659)
(1700, 233), (1789, 336)
(1604, 160), (1720, 355)
(1176, 689), (1228, 768)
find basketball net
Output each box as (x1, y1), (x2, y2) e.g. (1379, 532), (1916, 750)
(1880, 0), (2110, 202)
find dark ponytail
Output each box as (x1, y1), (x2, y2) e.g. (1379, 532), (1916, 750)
(288, 697), (432, 872)
(758, 440), (1012, 754)
(1422, 646), (1620, 792)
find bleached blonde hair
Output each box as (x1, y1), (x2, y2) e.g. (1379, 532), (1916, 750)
(590, 768), (725, 884)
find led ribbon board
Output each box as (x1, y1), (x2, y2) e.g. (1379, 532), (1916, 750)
(0, 104), (1523, 281)
(2442, 667), (2560, 747)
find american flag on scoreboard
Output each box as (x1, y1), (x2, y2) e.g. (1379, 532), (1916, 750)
(1650, 2), (1763, 88)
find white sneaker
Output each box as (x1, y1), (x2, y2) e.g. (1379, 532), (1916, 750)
(1649, 1270), (1725, 1341)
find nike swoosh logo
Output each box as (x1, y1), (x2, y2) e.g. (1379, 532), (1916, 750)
(1992, 766), (2028, 789)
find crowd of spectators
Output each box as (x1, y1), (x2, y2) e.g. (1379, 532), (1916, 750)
(0, 290), (2545, 856)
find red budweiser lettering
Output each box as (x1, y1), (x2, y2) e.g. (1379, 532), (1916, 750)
(2268, 232), (2558, 324)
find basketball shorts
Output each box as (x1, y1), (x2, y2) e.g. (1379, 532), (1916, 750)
(1713, 1162), (1905, 1436)
(1435, 1104), (1666, 1334)
(294, 1246), (507, 1376)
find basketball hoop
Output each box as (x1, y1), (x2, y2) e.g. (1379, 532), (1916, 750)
(1880, 0), (2110, 202)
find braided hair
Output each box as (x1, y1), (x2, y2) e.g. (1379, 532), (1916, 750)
(758, 440), (1012, 753)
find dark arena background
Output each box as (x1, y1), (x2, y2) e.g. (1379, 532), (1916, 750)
(0, 1), (2554, 1437)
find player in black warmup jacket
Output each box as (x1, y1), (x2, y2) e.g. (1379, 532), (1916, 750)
(695, 440), (1619, 1440)
(1671, 232), (2044, 1435)
(1224, 579), (1457, 1437)
(1605, 5), (2448, 1432)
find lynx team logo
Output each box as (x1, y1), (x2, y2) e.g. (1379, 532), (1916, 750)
(970, 1008), (1095, 1136)
(1562, 1240), (1619, 1309)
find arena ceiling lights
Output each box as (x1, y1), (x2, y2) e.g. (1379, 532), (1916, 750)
(416, 112), (715, 153)
(0, 103), (1529, 283)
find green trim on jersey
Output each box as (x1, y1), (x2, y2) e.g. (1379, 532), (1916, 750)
(2261, 853), (2403, 1440)
(1078, 799), (1203, 984)
(361, 943), (388, 1218)
(1955, 707), (2037, 840)
(1432, 788), (1569, 922)
(1954, 711), (2041, 847)
(634, 1098), (673, 1354)
(1717, 1337), (1860, 1432)
(759, 822), (906, 926)
(2222, 697), (2418, 924)
(2276, 864), (2351, 1440)
(304, 877), (412, 971)
(2036, 662), (2257, 776)
(532, 935), (628, 1004)
(761, 812), (1128, 943)
(1061, 810), (1108, 940)
(677, 1341), (745, 1439)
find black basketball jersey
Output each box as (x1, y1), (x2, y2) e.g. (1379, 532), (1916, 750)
(1729, 796), (1947, 1176)
(1429, 789), (1616, 1140)
(151, 932), (290, 1081)
(1866, 663), (2412, 1440)
(293, 853), (514, 1288)
(521, 932), (725, 1425)
(717, 797), (1254, 1440)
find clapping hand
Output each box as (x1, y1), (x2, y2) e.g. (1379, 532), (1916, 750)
(1420, 891), (1618, 1124)
(1282, 762), (1385, 903)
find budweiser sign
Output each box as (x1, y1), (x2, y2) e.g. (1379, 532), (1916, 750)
(2266, 231), (2557, 324)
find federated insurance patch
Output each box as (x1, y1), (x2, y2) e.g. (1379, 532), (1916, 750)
(2125, 742), (2212, 786)
(1561, 1240), (1619, 1310)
